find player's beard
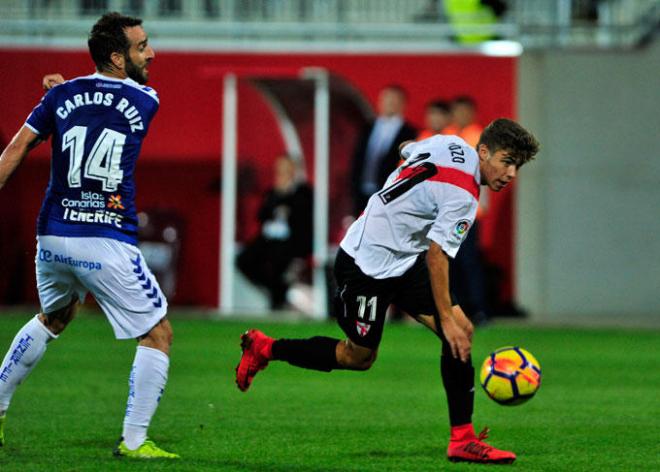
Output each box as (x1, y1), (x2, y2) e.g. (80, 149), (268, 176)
(125, 55), (148, 84)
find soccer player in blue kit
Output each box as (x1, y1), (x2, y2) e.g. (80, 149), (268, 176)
(0, 13), (177, 459)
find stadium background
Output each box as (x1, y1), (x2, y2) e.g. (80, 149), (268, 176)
(1, 1), (658, 325)
(0, 50), (517, 308)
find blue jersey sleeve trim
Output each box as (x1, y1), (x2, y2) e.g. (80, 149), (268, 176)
(125, 80), (160, 104)
(25, 90), (56, 138)
(24, 122), (41, 135)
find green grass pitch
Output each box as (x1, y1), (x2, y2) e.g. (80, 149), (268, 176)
(0, 310), (658, 471)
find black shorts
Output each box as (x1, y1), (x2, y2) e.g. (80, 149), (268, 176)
(333, 248), (457, 350)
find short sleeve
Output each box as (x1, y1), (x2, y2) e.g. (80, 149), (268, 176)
(142, 90), (160, 126)
(147, 98), (159, 124)
(25, 90), (56, 138)
(426, 185), (478, 258)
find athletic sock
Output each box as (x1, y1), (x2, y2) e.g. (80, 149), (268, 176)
(0, 315), (57, 412)
(450, 423), (476, 442)
(440, 347), (475, 427)
(122, 346), (169, 450)
(271, 337), (340, 372)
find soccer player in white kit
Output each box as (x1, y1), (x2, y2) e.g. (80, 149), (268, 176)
(236, 118), (540, 464)
(0, 13), (177, 459)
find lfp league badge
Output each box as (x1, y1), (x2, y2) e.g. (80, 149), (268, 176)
(454, 220), (471, 239)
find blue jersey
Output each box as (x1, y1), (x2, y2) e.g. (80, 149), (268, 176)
(25, 72), (159, 245)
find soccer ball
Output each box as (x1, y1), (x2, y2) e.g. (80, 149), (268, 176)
(479, 347), (542, 405)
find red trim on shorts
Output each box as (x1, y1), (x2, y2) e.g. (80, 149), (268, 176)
(429, 166), (480, 200)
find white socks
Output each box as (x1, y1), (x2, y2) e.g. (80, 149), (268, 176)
(122, 346), (169, 450)
(0, 315), (57, 414)
(0, 319), (170, 450)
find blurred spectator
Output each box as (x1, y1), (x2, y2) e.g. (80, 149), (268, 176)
(237, 155), (313, 310)
(449, 220), (490, 325)
(350, 85), (417, 215)
(137, 209), (184, 299)
(444, 96), (490, 325)
(418, 99), (452, 140)
(444, 95), (483, 147)
(444, 0), (506, 43)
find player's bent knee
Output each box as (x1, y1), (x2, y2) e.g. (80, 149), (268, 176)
(350, 354), (376, 371)
(139, 317), (173, 354)
(40, 298), (78, 334)
(337, 341), (377, 370)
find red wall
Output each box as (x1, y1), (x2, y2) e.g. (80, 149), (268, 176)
(0, 49), (516, 308)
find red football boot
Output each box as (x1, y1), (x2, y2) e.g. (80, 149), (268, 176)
(235, 329), (274, 392)
(447, 424), (516, 464)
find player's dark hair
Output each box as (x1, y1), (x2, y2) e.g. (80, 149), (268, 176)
(478, 118), (540, 166)
(426, 99), (450, 113)
(88, 12), (143, 72)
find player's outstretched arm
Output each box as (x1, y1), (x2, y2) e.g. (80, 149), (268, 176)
(0, 127), (42, 190)
(427, 241), (472, 362)
(42, 73), (65, 90)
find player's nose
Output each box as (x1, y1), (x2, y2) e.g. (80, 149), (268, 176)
(506, 166), (517, 180)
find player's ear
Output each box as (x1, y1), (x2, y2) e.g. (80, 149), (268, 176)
(110, 51), (125, 70)
(399, 140), (416, 160)
(477, 144), (490, 162)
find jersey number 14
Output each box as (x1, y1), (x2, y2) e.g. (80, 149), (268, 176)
(62, 126), (125, 192)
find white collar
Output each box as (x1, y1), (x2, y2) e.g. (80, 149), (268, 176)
(90, 72), (139, 87)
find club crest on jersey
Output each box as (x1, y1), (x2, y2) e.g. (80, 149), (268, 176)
(107, 194), (125, 210)
(454, 220), (470, 238)
(356, 320), (371, 337)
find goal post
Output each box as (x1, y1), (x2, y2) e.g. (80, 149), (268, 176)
(218, 67), (331, 319)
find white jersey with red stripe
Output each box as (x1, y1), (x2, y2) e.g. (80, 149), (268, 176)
(340, 134), (481, 279)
